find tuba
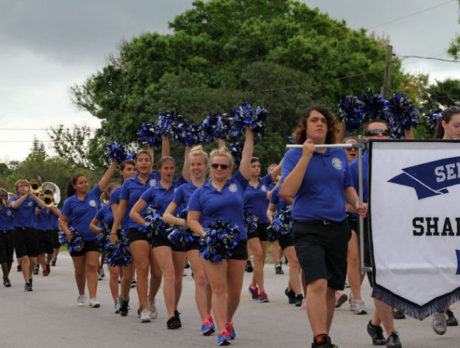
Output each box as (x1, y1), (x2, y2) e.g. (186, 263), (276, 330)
(42, 182), (61, 207)
(0, 188), (9, 209)
(30, 179), (42, 195)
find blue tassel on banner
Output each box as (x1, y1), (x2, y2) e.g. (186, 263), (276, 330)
(456, 250), (460, 275)
(199, 220), (239, 263)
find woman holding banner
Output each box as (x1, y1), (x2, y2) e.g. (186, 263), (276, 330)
(280, 106), (367, 348)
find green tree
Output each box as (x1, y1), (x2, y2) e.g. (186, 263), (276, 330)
(71, 0), (406, 165)
(30, 136), (46, 157)
(448, 0), (460, 59)
(421, 79), (460, 111)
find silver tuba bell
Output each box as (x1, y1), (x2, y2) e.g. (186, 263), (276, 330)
(0, 188), (9, 209)
(42, 182), (61, 207)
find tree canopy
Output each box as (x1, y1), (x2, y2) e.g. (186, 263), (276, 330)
(71, 0), (406, 167)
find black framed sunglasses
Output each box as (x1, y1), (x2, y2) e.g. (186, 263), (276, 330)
(211, 163), (229, 170)
(365, 129), (390, 136)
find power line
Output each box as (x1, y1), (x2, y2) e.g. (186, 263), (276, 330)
(397, 54), (460, 63)
(366, 0), (456, 30)
(0, 128), (98, 131)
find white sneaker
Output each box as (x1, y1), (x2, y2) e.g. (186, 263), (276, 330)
(335, 291), (348, 308)
(140, 309), (151, 323)
(77, 295), (87, 307)
(432, 311), (447, 335)
(114, 301), (120, 314)
(301, 298), (307, 309)
(353, 299), (367, 315)
(149, 299), (158, 319)
(88, 297), (100, 308)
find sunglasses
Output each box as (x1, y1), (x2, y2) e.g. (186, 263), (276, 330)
(211, 163), (229, 170)
(365, 129), (390, 136)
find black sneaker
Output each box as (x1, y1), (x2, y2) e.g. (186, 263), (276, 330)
(386, 332), (401, 348)
(24, 283), (32, 292)
(311, 334), (336, 348)
(33, 266), (39, 275)
(167, 315), (181, 329)
(446, 310), (458, 326)
(174, 310), (182, 326)
(29, 278), (33, 290)
(119, 300), (129, 317)
(51, 260), (56, 267)
(366, 320), (386, 345)
(245, 260), (253, 273)
(3, 276), (11, 288)
(295, 294), (304, 307)
(131, 279), (136, 288)
(275, 264), (284, 274)
(393, 310), (405, 320)
(285, 288), (295, 304)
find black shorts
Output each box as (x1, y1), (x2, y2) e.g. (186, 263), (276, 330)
(292, 220), (351, 291)
(37, 230), (54, 254)
(228, 240), (248, 260)
(69, 239), (101, 257)
(0, 230), (15, 263)
(14, 227), (40, 258)
(51, 229), (60, 249)
(247, 223), (269, 242)
(184, 236), (200, 252)
(152, 234), (185, 252)
(127, 228), (151, 246)
(279, 233), (294, 250)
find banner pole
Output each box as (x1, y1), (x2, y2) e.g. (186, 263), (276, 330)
(358, 136), (372, 273)
(286, 143), (358, 149)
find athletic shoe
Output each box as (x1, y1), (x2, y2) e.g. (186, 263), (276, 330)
(33, 266), (39, 275)
(275, 264), (284, 274)
(393, 310), (405, 319)
(131, 279), (136, 288)
(386, 332), (402, 348)
(259, 291), (269, 303)
(366, 320), (386, 345)
(249, 285), (259, 300)
(51, 260), (56, 267)
(185, 260), (190, 269)
(345, 281), (350, 288)
(312, 334), (336, 348)
(295, 294), (304, 307)
(43, 269), (49, 276)
(24, 283), (32, 292)
(217, 330), (231, 346)
(140, 309), (151, 323)
(46, 264), (51, 274)
(301, 298), (307, 309)
(349, 293), (356, 312)
(149, 299), (158, 319)
(174, 309), (182, 326)
(353, 299), (367, 314)
(77, 295), (87, 306)
(29, 278), (33, 290)
(225, 322), (236, 340)
(17, 264), (22, 272)
(88, 298), (100, 308)
(166, 315), (181, 329)
(201, 315), (215, 335)
(335, 292), (348, 308)
(3, 276), (11, 287)
(245, 260), (253, 273)
(114, 301), (121, 314)
(432, 311), (447, 335)
(285, 288), (296, 304)
(119, 299), (129, 316)
(446, 309), (458, 326)
(98, 268), (105, 281)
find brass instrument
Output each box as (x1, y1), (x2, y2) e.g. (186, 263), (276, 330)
(100, 191), (110, 205)
(41, 182), (61, 207)
(30, 179), (42, 195)
(0, 188), (9, 208)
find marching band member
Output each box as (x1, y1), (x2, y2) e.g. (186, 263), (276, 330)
(162, 145), (214, 334)
(10, 180), (46, 291)
(90, 183), (120, 312)
(245, 157), (281, 302)
(36, 202), (60, 276)
(130, 151), (189, 329)
(59, 161), (117, 307)
(187, 128), (254, 346)
(280, 106), (367, 348)
(0, 191), (14, 287)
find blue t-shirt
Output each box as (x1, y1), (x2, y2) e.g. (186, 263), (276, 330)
(349, 152), (368, 219)
(281, 148), (353, 222)
(270, 186), (288, 212)
(0, 207), (14, 231)
(109, 187), (121, 206)
(11, 196), (39, 228)
(36, 208), (55, 231)
(120, 172), (160, 230)
(140, 176), (186, 219)
(94, 204), (114, 228)
(62, 185), (102, 241)
(172, 181), (206, 215)
(243, 173), (272, 223)
(52, 213), (60, 230)
(188, 171), (249, 241)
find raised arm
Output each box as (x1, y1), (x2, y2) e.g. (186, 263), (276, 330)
(162, 135), (170, 157)
(181, 146), (191, 181)
(30, 192), (46, 209)
(98, 161), (117, 192)
(239, 128), (254, 180)
(10, 194), (29, 209)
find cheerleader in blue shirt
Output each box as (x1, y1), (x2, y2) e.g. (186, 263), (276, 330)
(60, 161), (117, 308)
(245, 157), (281, 303)
(280, 106), (367, 348)
(187, 128), (254, 346)
(0, 192), (15, 287)
(130, 152), (190, 328)
(10, 179), (46, 291)
(162, 145), (214, 334)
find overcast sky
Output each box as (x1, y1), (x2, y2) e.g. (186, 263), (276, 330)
(1, 0), (459, 162)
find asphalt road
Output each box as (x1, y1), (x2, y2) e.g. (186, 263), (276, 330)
(0, 253), (459, 348)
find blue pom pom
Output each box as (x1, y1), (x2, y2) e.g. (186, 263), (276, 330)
(137, 122), (162, 149)
(360, 90), (388, 120)
(140, 206), (170, 240)
(268, 206), (293, 241)
(338, 95), (365, 132)
(199, 220), (239, 263)
(229, 141), (243, 166)
(105, 230), (132, 267)
(105, 141), (134, 163)
(424, 109), (443, 134)
(244, 212), (259, 234)
(59, 226), (85, 253)
(230, 102), (268, 140)
(202, 113), (233, 140)
(167, 226), (195, 250)
(386, 93), (419, 138)
(97, 224), (111, 250)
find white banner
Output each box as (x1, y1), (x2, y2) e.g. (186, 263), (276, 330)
(369, 140), (460, 320)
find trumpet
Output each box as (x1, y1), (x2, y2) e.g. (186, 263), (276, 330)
(30, 179), (42, 195)
(41, 182), (61, 207)
(100, 191), (110, 205)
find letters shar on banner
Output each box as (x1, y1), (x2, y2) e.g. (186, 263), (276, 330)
(369, 140), (460, 320)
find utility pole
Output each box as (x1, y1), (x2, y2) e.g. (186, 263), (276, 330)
(382, 45), (393, 99)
